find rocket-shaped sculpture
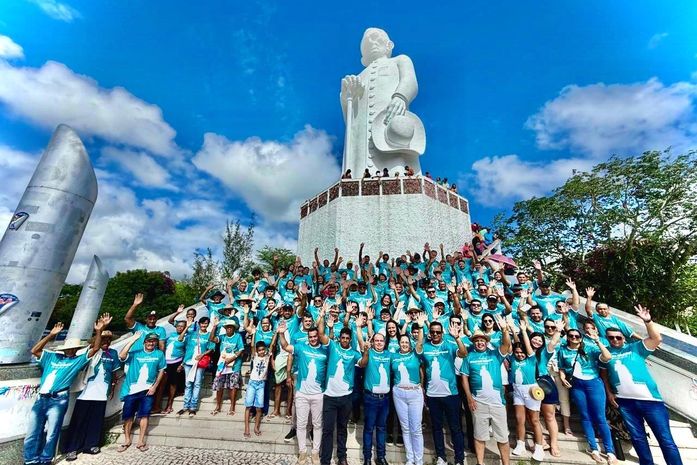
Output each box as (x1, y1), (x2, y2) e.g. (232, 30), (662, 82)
(0, 125), (97, 364)
(66, 255), (108, 341)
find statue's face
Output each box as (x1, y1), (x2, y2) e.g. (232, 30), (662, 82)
(361, 28), (392, 65)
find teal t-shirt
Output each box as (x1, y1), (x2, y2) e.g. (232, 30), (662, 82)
(294, 342), (329, 395)
(253, 327), (275, 347)
(390, 350), (421, 387)
(418, 340), (460, 397)
(183, 331), (215, 365)
(509, 355), (537, 385)
(219, 333), (244, 372)
(324, 340), (361, 397)
(206, 300), (227, 321)
(593, 313), (634, 339)
(38, 350), (91, 394)
(129, 321), (167, 352)
(119, 348), (166, 399)
(363, 349), (392, 394)
(535, 347), (555, 377)
(600, 341), (661, 401)
(533, 293), (565, 317)
(460, 347), (506, 405)
(164, 333), (186, 363)
(557, 343), (602, 380)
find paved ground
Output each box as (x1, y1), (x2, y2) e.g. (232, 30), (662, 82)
(54, 446), (342, 465)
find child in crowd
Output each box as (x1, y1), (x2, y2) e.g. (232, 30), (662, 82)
(244, 341), (271, 437)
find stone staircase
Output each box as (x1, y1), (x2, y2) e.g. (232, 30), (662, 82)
(106, 367), (697, 465)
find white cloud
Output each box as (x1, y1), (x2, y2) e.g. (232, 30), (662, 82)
(192, 125), (341, 222)
(526, 78), (697, 157)
(29, 0), (80, 22)
(0, 35), (23, 59)
(648, 32), (669, 49)
(464, 154), (594, 206)
(101, 146), (175, 189)
(0, 145), (37, 228)
(0, 60), (178, 156)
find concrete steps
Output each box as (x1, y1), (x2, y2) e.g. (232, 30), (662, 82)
(107, 390), (697, 465)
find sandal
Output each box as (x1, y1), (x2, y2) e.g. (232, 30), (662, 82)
(228, 410), (236, 416)
(244, 431), (251, 438)
(136, 444), (149, 452)
(211, 409), (220, 416)
(550, 448), (561, 457)
(590, 450), (604, 463)
(117, 443), (131, 453)
(266, 413), (276, 420)
(254, 428), (262, 436)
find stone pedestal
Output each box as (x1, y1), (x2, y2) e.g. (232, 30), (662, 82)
(297, 177), (472, 265)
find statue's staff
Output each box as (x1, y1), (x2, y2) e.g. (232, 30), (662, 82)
(340, 75), (363, 175)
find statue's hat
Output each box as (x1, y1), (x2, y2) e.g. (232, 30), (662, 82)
(371, 111), (425, 156)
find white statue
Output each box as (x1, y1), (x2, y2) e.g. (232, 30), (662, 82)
(340, 28), (426, 178)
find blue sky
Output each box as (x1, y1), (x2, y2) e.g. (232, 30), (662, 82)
(0, 0), (696, 281)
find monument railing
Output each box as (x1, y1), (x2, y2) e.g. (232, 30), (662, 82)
(299, 176), (470, 219)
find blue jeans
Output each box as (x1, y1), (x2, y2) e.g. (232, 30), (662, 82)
(427, 394), (466, 463)
(23, 391), (70, 464)
(618, 398), (683, 465)
(363, 392), (389, 460)
(183, 364), (204, 411)
(570, 377), (614, 454)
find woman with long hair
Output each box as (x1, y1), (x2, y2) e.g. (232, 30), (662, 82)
(558, 328), (616, 464)
(391, 332), (425, 465)
(480, 313), (502, 348)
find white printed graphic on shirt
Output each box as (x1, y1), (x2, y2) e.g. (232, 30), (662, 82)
(39, 371), (57, 394)
(325, 357), (349, 396)
(615, 359), (653, 400)
(129, 365), (151, 394)
(427, 358), (451, 396)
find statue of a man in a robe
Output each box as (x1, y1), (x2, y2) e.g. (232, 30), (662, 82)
(340, 28), (426, 177)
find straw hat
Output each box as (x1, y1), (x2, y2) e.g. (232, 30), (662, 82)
(55, 338), (87, 351)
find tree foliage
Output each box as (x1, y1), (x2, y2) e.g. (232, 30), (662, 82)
(190, 248), (219, 295)
(496, 150), (697, 325)
(221, 217), (255, 279)
(256, 246), (296, 273)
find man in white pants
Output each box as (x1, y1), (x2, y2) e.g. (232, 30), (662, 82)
(277, 319), (329, 465)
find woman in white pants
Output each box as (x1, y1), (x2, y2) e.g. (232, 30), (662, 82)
(390, 332), (424, 465)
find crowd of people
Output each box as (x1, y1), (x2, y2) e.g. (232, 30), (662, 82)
(23, 241), (684, 465)
(340, 167), (458, 192)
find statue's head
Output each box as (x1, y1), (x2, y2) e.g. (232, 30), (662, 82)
(361, 27), (394, 67)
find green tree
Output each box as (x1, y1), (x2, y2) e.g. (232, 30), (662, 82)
(50, 283), (82, 326)
(497, 150), (697, 325)
(190, 248), (219, 295)
(256, 246), (297, 273)
(220, 217), (255, 279)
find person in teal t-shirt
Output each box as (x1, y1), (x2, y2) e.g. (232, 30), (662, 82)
(585, 287), (641, 340)
(356, 326), (392, 465)
(461, 315), (512, 465)
(599, 305), (682, 465)
(117, 329), (166, 453)
(320, 323), (362, 465)
(208, 318), (244, 416)
(417, 319), (469, 465)
(391, 333), (425, 465)
(24, 317), (107, 465)
(277, 317), (329, 463)
(557, 327), (616, 463)
(124, 293), (167, 352)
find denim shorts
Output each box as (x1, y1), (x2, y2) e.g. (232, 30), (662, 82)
(244, 379), (265, 408)
(122, 390), (154, 420)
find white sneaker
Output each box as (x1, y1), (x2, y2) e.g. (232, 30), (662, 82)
(405, 461), (415, 465)
(298, 451), (308, 465)
(436, 458), (448, 465)
(512, 440), (527, 456)
(532, 444), (545, 461)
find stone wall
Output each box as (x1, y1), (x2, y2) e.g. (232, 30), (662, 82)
(297, 177), (472, 265)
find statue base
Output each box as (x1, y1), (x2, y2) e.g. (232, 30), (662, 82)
(297, 177), (472, 266)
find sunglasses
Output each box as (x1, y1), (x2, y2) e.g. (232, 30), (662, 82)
(544, 325), (556, 329)
(607, 335), (624, 341)
(567, 334), (581, 340)
(429, 330), (443, 335)
(471, 303), (481, 307)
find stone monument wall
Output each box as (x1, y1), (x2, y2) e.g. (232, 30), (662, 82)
(297, 177), (472, 265)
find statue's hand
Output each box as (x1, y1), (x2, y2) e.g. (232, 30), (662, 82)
(341, 75), (364, 99)
(384, 95), (406, 125)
